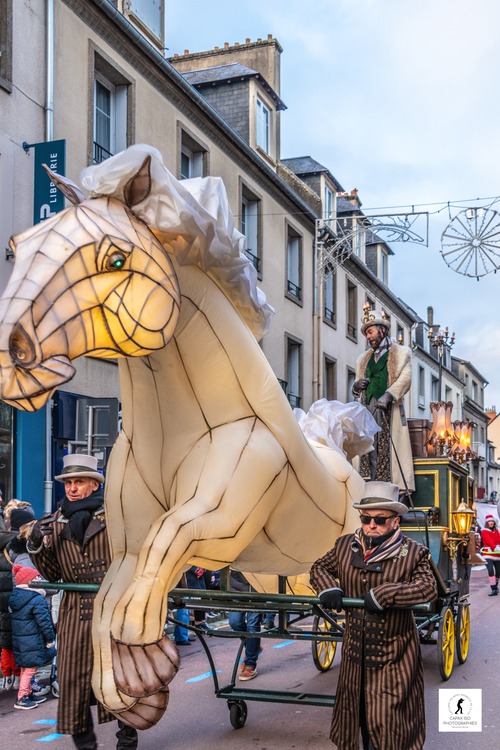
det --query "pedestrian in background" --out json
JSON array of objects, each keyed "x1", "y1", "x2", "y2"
[
  {"x1": 229, "y1": 570, "x2": 262, "y2": 681},
  {"x1": 27, "y1": 453, "x2": 139, "y2": 750},
  {"x1": 0, "y1": 502, "x2": 37, "y2": 692},
  {"x1": 9, "y1": 564, "x2": 56, "y2": 710},
  {"x1": 310, "y1": 481, "x2": 437, "y2": 750},
  {"x1": 480, "y1": 514, "x2": 500, "y2": 596}
]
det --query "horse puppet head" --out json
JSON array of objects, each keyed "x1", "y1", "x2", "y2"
[{"x1": 0, "y1": 154, "x2": 181, "y2": 411}]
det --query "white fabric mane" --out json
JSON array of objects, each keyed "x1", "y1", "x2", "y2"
[{"x1": 80, "y1": 144, "x2": 274, "y2": 340}]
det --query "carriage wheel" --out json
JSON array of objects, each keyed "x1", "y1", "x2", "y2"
[
  {"x1": 311, "y1": 615, "x2": 337, "y2": 672},
  {"x1": 229, "y1": 700, "x2": 248, "y2": 729},
  {"x1": 455, "y1": 603, "x2": 471, "y2": 664},
  {"x1": 437, "y1": 606, "x2": 455, "y2": 680}
]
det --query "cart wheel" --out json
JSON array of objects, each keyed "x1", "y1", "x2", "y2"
[
  {"x1": 312, "y1": 615, "x2": 337, "y2": 672},
  {"x1": 437, "y1": 606, "x2": 455, "y2": 680},
  {"x1": 455, "y1": 603, "x2": 470, "y2": 664},
  {"x1": 229, "y1": 700, "x2": 248, "y2": 729}
]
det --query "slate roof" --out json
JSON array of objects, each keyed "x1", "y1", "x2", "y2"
[
  {"x1": 281, "y1": 156, "x2": 344, "y2": 192},
  {"x1": 181, "y1": 63, "x2": 286, "y2": 110}
]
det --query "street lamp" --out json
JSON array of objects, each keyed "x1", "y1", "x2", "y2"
[{"x1": 428, "y1": 326, "x2": 455, "y2": 401}]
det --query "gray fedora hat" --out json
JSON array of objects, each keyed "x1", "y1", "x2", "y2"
[
  {"x1": 55, "y1": 453, "x2": 105, "y2": 484},
  {"x1": 352, "y1": 481, "x2": 408, "y2": 516}
]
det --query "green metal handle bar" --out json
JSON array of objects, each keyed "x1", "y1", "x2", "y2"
[{"x1": 31, "y1": 581, "x2": 432, "y2": 612}]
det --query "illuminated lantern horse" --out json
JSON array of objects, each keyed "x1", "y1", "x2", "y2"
[{"x1": 0, "y1": 145, "x2": 365, "y2": 729}]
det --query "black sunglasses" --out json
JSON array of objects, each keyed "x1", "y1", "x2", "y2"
[{"x1": 359, "y1": 514, "x2": 396, "y2": 526}]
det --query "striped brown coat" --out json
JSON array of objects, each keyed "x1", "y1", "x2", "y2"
[
  {"x1": 29, "y1": 504, "x2": 113, "y2": 735},
  {"x1": 310, "y1": 533, "x2": 437, "y2": 750}
]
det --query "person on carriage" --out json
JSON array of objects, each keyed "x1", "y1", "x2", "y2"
[
  {"x1": 26, "y1": 454, "x2": 139, "y2": 750},
  {"x1": 352, "y1": 308, "x2": 414, "y2": 496},
  {"x1": 480, "y1": 514, "x2": 500, "y2": 596},
  {"x1": 310, "y1": 481, "x2": 437, "y2": 750}
]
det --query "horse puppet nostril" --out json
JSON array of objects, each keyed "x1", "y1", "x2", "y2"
[{"x1": 9, "y1": 324, "x2": 37, "y2": 367}]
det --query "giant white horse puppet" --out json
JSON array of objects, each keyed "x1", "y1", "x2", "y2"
[{"x1": 0, "y1": 145, "x2": 365, "y2": 729}]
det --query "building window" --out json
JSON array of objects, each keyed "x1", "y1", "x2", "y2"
[
  {"x1": 256, "y1": 96, "x2": 270, "y2": 153},
  {"x1": 286, "y1": 338, "x2": 302, "y2": 409},
  {"x1": 241, "y1": 185, "x2": 261, "y2": 275},
  {"x1": 324, "y1": 357, "x2": 337, "y2": 400},
  {"x1": 418, "y1": 366, "x2": 425, "y2": 408},
  {"x1": 92, "y1": 53, "x2": 131, "y2": 165},
  {"x1": 0, "y1": 402, "x2": 13, "y2": 501},
  {"x1": 324, "y1": 268, "x2": 336, "y2": 325},
  {"x1": 431, "y1": 376, "x2": 439, "y2": 401},
  {"x1": 179, "y1": 129, "x2": 206, "y2": 179},
  {"x1": 0, "y1": 0, "x2": 12, "y2": 92},
  {"x1": 324, "y1": 186, "x2": 334, "y2": 220},
  {"x1": 352, "y1": 220, "x2": 365, "y2": 259},
  {"x1": 472, "y1": 380, "x2": 478, "y2": 403},
  {"x1": 128, "y1": 0, "x2": 164, "y2": 42},
  {"x1": 346, "y1": 280, "x2": 357, "y2": 340},
  {"x1": 286, "y1": 226, "x2": 302, "y2": 302},
  {"x1": 379, "y1": 249, "x2": 388, "y2": 284},
  {"x1": 346, "y1": 368, "x2": 356, "y2": 402}
]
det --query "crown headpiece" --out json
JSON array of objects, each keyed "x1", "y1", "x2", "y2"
[{"x1": 361, "y1": 303, "x2": 390, "y2": 334}]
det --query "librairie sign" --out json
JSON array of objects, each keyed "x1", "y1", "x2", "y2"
[{"x1": 31, "y1": 139, "x2": 66, "y2": 225}]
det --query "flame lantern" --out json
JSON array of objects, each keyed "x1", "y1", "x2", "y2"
[
  {"x1": 449, "y1": 420, "x2": 477, "y2": 464},
  {"x1": 427, "y1": 401, "x2": 456, "y2": 456},
  {"x1": 451, "y1": 500, "x2": 475, "y2": 536}
]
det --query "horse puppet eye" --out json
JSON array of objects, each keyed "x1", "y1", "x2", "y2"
[
  {"x1": 97, "y1": 236, "x2": 133, "y2": 273},
  {"x1": 108, "y1": 251, "x2": 127, "y2": 270}
]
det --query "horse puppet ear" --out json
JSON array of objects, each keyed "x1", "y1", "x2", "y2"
[
  {"x1": 42, "y1": 164, "x2": 85, "y2": 206},
  {"x1": 123, "y1": 155, "x2": 152, "y2": 208}
]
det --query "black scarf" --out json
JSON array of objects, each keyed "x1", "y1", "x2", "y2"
[{"x1": 61, "y1": 490, "x2": 104, "y2": 546}]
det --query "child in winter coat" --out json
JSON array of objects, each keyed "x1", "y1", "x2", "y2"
[{"x1": 9, "y1": 564, "x2": 56, "y2": 710}]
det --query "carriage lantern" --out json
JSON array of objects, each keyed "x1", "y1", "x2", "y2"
[
  {"x1": 443, "y1": 500, "x2": 475, "y2": 581},
  {"x1": 427, "y1": 401, "x2": 456, "y2": 456}
]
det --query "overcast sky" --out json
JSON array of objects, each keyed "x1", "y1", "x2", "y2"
[{"x1": 166, "y1": 0, "x2": 500, "y2": 408}]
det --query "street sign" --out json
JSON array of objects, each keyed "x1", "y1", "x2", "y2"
[{"x1": 31, "y1": 139, "x2": 66, "y2": 224}]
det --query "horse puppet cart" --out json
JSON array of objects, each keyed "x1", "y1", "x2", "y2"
[{"x1": 166, "y1": 449, "x2": 475, "y2": 728}]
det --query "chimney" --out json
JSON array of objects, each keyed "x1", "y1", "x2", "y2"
[
  {"x1": 224, "y1": 42, "x2": 229, "y2": 49},
  {"x1": 183, "y1": 50, "x2": 189, "y2": 55},
  {"x1": 427, "y1": 306, "x2": 434, "y2": 328}
]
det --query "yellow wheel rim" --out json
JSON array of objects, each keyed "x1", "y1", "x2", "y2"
[
  {"x1": 312, "y1": 617, "x2": 337, "y2": 671},
  {"x1": 456, "y1": 605, "x2": 470, "y2": 663},
  {"x1": 438, "y1": 608, "x2": 455, "y2": 679}
]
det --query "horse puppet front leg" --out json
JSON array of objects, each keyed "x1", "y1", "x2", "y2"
[{"x1": 93, "y1": 417, "x2": 288, "y2": 727}]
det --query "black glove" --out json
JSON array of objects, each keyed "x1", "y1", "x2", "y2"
[
  {"x1": 352, "y1": 378, "x2": 369, "y2": 397},
  {"x1": 375, "y1": 391, "x2": 393, "y2": 411},
  {"x1": 29, "y1": 516, "x2": 53, "y2": 548},
  {"x1": 362, "y1": 590, "x2": 384, "y2": 614},
  {"x1": 319, "y1": 587, "x2": 344, "y2": 613}
]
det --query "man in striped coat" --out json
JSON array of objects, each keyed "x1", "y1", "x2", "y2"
[
  {"x1": 27, "y1": 454, "x2": 138, "y2": 750},
  {"x1": 310, "y1": 481, "x2": 437, "y2": 750}
]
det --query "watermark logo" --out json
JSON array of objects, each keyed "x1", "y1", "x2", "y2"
[{"x1": 439, "y1": 689, "x2": 482, "y2": 732}]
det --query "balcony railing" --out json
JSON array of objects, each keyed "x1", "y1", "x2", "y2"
[
  {"x1": 324, "y1": 306, "x2": 335, "y2": 324},
  {"x1": 93, "y1": 142, "x2": 113, "y2": 165},
  {"x1": 288, "y1": 393, "x2": 301, "y2": 409},
  {"x1": 287, "y1": 280, "x2": 302, "y2": 300},
  {"x1": 277, "y1": 379, "x2": 288, "y2": 393},
  {"x1": 245, "y1": 249, "x2": 260, "y2": 273},
  {"x1": 347, "y1": 323, "x2": 357, "y2": 338}
]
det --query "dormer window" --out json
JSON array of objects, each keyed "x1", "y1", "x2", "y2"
[
  {"x1": 379, "y1": 249, "x2": 388, "y2": 284},
  {"x1": 256, "y1": 97, "x2": 271, "y2": 153}
]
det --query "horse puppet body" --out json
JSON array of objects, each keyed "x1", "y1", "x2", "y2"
[{"x1": 0, "y1": 146, "x2": 365, "y2": 729}]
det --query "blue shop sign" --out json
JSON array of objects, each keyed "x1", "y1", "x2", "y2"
[{"x1": 32, "y1": 139, "x2": 66, "y2": 224}]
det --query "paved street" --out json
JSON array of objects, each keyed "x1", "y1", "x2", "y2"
[{"x1": 0, "y1": 566, "x2": 497, "y2": 749}]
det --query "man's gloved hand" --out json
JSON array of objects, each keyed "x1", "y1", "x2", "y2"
[
  {"x1": 362, "y1": 590, "x2": 384, "y2": 614},
  {"x1": 375, "y1": 391, "x2": 393, "y2": 411},
  {"x1": 319, "y1": 587, "x2": 344, "y2": 613},
  {"x1": 29, "y1": 517, "x2": 53, "y2": 548},
  {"x1": 352, "y1": 378, "x2": 369, "y2": 397}
]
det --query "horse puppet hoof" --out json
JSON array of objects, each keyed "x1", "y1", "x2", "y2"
[
  {"x1": 111, "y1": 632, "x2": 180, "y2": 698},
  {"x1": 111, "y1": 688, "x2": 171, "y2": 730}
]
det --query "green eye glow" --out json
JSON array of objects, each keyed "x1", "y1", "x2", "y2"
[{"x1": 108, "y1": 252, "x2": 126, "y2": 270}]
